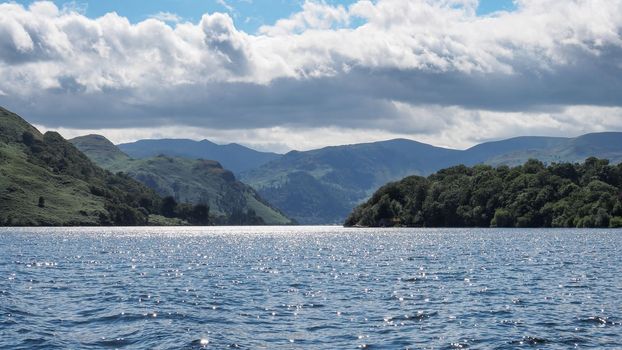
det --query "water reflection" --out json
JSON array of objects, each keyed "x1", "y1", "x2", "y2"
[{"x1": 0, "y1": 226, "x2": 620, "y2": 349}]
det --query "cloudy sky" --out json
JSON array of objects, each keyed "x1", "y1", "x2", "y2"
[{"x1": 1, "y1": 0, "x2": 621, "y2": 152}]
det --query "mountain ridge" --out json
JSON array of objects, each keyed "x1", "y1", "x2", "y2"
[
  {"x1": 71, "y1": 134, "x2": 292, "y2": 225},
  {"x1": 117, "y1": 138, "x2": 281, "y2": 175},
  {"x1": 240, "y1": 132, "x2": 622, "y2": 224},
  {"x1": 27, "y1": 119, "x2": 622, "y2": 226}
]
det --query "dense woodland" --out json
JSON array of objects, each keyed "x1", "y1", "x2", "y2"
[{"x1": 345, "y1": 158, "x2": 622, "y2": 228}]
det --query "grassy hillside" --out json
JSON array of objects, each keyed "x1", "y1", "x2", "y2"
[
  {"x1": 71, "y1": 135, "x2": 292, "y2": 225},
  {"x1": 70, "y1": 134, "x2": 130, "y2": 166},
  {"x1": 460, "y1": 136, "x2": 569, "y2": 165},
  {"x1": 241, "y1": 139, "x2": 461, "y2": 224},
  {"x1": 117, "y1": 138, "x2": 281, "y2": 175},
  {"x1": 346, "y1": 158, "x2": 622, "y2": 228},
  {"x1": 0, "y1": 107, "x2": 186, "y2": 226}
]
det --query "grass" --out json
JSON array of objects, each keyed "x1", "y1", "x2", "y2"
[
  {"x1": 0, "y1": 143, "x2": 105, "y2": 225},
  {"x1": 1, "y1": 107, "x2": 174, "y2": 226},
  {"x1": 147, "y1": 215, "x2": 189, "y2": 226}
]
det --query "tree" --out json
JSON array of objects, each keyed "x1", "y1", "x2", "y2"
[
  {"x1": 22, "y1": 131, "x2": 35, "y2": 146},
  {"x1": 345, "y1": 158, "x2": 622, "y2": 228},
  {"x1": 610, "y1": 217, "x2": 622, "y2": 228},
  {"x1": 190, "y1": 204, "x2": 210, "y2": 225},
  {"x1": 161, "y1": 196, "x2": 177, "y2": 218},
  {"x1": 491, "y1": 209, "x2": 513, "y2": 227}
]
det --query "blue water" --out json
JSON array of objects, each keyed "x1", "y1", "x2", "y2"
[{"x1": 1, "y1": 227, "x2": 621, "y2": 349}]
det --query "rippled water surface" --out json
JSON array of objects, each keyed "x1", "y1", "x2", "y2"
[{"x1": 1, "y1": 227, "x2": 621, "y2": 349}]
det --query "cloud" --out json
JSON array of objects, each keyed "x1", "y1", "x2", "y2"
[
  {"x1": 259, "y1": 1, "x2": 350, "y2": 36},
  {"x1": 1, "y1": 0, "x2": 622, "y2": 150},
  {"x1": 216, "y1": 0, "x2": 235, "y2": 13},
  {"x1": 38, "y1": 104, "x2": 622, "y2": 153},
  {"x1": 61, "y1": 1, "x2": 87, "y2": 15},
  {"x1": 149, "y1": 11, "x2": 183, "y2": 24}
]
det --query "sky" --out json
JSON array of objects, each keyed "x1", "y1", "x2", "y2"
[
  {"x1": 7, "y1": 0, "x2": 517, "y2": 32},
  {"x1": 1, "y1": 0, "x2": 621, "y2": 152}
]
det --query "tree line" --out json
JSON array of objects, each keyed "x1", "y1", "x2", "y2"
[{"x1": 345, "y1": 158, "x2": 622, "y2": 228}]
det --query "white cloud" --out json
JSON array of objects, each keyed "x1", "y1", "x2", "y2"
[
  {"x1": 216, "y1": 0, "x2": 235, "y2": 13},
  {"x1": 61, "y1": 1, "x2": 87, "y2": 15},
  {"x1": 1, "y1": 0, "x2": 622, "y2": 151},
  {"x1": 259, "y1": 1, "x2": 350, "y2": 36},
  {"x1": 149, "y1": 11, "x2": 183, "y2": 24},
  {"x1": 36, "y1": 104, "x2": 622, "y2": 153}
]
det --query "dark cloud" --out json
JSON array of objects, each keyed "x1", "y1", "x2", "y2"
[
  {"x1": 1, "y1": 0, "x2": 622, "y2": 147},
  {"x1": 3, "y1": 45, "x2": 622, "y2": 133}
]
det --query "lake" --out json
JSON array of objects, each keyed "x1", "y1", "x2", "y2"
[{"x1": 1, "y1": 227, "x2": 621, "y2": 349}]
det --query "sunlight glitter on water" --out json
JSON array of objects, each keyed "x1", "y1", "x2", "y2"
[{"x1": 1, "y1": 226, "x2": 621, "y2": 349}]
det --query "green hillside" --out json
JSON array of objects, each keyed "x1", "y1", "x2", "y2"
[
  {"x1": 117, "y1": 138, "x2": 281, "y2": 174},
  {"x1": 70, "y1": 134, "x2": 130, "y2": 166},
  {"x1": 0, "y1": 107, "x2": 189, "y2": 226},
  {"x1": 484, "y1": 133, "x2": 622, "y2": 166},
  {"x1": 345, "y1": 159, "x2": 622, "y2": 228},
  {"x1": 70, "y1": 135, "x2": 292, "y2": 225},
  {"x1": 242, "y1": 133, "x2": 622, "y2": 224},
  {"x1": 241, "y1": 139, "x2": 460, "y2": 224}
]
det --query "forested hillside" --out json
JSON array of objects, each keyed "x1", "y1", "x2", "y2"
[
  {"x1": 243, "y1": 134, "x2": 622, "y2": 224},
  {"x1": 346, "y1": 158, "x2": 622, "y2": 228}
]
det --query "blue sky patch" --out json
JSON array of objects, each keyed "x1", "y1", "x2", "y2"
[
  {"x1": 477, "y1": 0, "x2": 517, "y2": 15},
  {"x1": 11, "y1": 0, "x2": 517, "y2": 33}
]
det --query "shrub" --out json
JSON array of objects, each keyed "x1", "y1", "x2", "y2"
[
  {"x1": 161, "y1": 196, "x2": 177, "y2": 218},
  {"x1": 491, "y1": 209, "x2": 513, "y2": 228},
  {"x1": 609, "y1": 217, "x2": 622, "y2": 228}
]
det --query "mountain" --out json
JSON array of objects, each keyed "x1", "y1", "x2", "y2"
[
  {"x1": 241, "y1": 133, "x2": 622, "y2": 224},
  {"x1": 459, "y1": 136, "x2": 569, "y2": 165},
  {"x1": 117, "y1": 138, "x2": 280, "y2": 174},
  {"x1": 479, "y1": 133, "x2": 622, "y2": 166},
  {"x1": 0, "y1": 107, "x2": 187, "y2": 226},
  {"x1": 70, "y1": 134, "x2": 130, "y2": 166},
  {"x1": 241, "y1": 139, "x2": 462, "y2": 224},
  {"x1": 345, "y1": 159, "x2": 622, "y2": 228},
  {"x1": 71, "y1": 135, "x2": 292, "y2": 225}
]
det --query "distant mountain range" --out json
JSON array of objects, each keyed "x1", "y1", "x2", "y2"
[
  {"x1": 475, "y1": 133, "x2": 622, "y2": 166},
  {"x1": 71, "y1": 135, "x2": 292, "y2": 225},
  {"x1": 106, "y1": 132, "x2": 622, "y2": 225},
  {"x1": 118, "y1": 139, "x2": 281, "y2": 174},
  {"x1": 240, "y1": 139, "x2": 461, "y2": 224},
  {"x1": 5, "y1": 101, "x2": 621, "y2": 226},
  {"x1": 240, "y1": 133, "x2": 622, "y2": 224}
]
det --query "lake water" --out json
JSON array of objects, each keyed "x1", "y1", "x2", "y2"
[{"x1": 1, "y1": 227, "x2": 621, "y2": 349}]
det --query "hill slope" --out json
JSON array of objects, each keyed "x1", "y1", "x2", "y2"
[
  {"x1": 71, "y1": 135, "x2": 292, "y2": 225},
  {"x1": 0, "y1": 107, "x2": 182, "y2": 226},
  {"x1": 481, "y1": 133, "x2": 622, "y2": 166},
  {"x1": 345, "y1": 159, "x2": 622, "y2": 228},
  {"x1": 241, "y1": 139, "x2": 461, "y2": 224},
  {"x1": 117, "y1": 138, "x2": 280, "y2": 175},
  {"x1": 242, "y1": 133, "x2": 622, "y2": 224}
]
